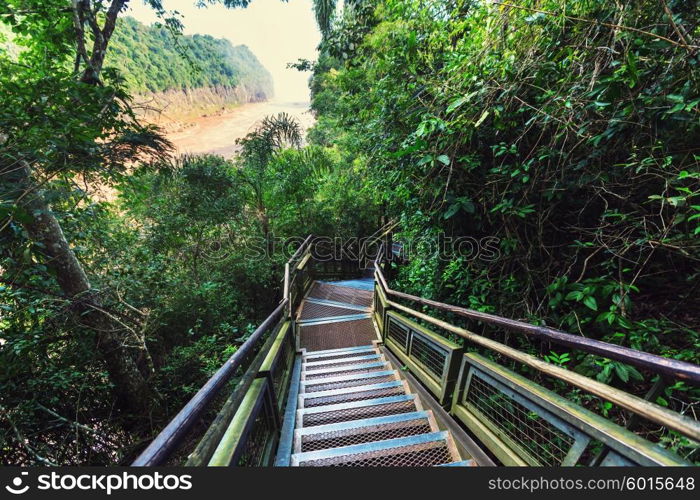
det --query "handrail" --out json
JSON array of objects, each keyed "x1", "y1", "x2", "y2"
[
  {"x1": 288, "y1": 234, "x2": 315, "y2": 263},
  {"x1": 133, "y1": 234, "x2": 316, "y2": 466},
  {"x1": 383, "y1": 295, "x2": 700, "y2": 441},
  {"x1": 283, "y1": 234, "x2": 314, "y2": 302},
  {"x1": 374, "y1": 257, "x2": 700, "y2": 385},
  {"x1": 132, "y1": 298, "x2": 288, "y2": 466}
]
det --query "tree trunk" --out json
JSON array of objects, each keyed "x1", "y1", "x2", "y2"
[
  {"x1": 17, "y1": 164, "x2": 155, "y2": 414},
  {"x1": 74, "y1": 0, "x2": 127, "y2": 84}
]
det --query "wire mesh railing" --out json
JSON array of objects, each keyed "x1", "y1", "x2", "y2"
[{"x1": 374, "y1": 244, "x2": 700, "y2": 466}]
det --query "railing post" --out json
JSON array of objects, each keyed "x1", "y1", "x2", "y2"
[
  {"x1": 384, "y1": 232, "x2": 393, "y2": 281},
  {"x1": 283, "y1": 263, "x2": 291, "y2": 318}
]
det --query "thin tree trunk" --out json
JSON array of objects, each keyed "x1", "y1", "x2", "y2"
[
  {"x1": 76, "y1": 0, "x2": 127, "y2": 84},
  {"x1": 17, "y1": 163, "x2": 155, "y2": 414}
]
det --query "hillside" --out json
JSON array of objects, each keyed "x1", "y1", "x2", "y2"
[
  {"x1": 108, "y1": 17, "x2": 274, "y2": 121},
  {"x1": 2, "y1": 0, "x2": 698, "y2": 467}
]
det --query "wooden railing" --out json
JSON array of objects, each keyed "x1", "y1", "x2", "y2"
[{"x1": 374, "y1": 246, "x2": 700, "y2": 466}]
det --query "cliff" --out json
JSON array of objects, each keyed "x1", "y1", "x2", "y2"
[{"x1": 108, "y1": 17, "x2": 274, "y2": 123}]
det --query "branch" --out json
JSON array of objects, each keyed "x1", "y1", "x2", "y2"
[
  {"x1": 70, "y1": 0, "x2": 92, "y2": 74},
  {"x1": 492, "y1": 1, "x2": 699, "y2": 51},
  {"x1": 659, "y1": 0, "x2": 696, "y2": 54},
  {"x1": 36, "y1": 404, "x2": 109, "y2": 441},
  {"x1": 0, "y1": 405, "x2": 58, "y2": 466}
]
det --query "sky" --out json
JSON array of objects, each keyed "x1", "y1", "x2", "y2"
[{"x1": 127, "y1": 0, "x2": 321, "y2": 103}]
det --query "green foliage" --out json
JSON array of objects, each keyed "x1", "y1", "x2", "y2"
[
  {"x1": 308, "y1": 0, "x2": 700, "y2": 458},
  {"x1": 543, "y1": 351, "x2": 571, "y2": 367},
  {"x1": 0, "y1": 0, "x2": 276, "y2": 465},
  {"x1": 313, "y1": 0, "x2": 337, "y2": 37},
  {"x1": 108, "y1": 17, "x2": 273, "y2": 95}
]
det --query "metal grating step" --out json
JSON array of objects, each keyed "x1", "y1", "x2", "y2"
[
  {"x1": 299, "y1": 318, "x2": 378, "y2": 352},
  {"x1": 304, "y1": 353, "x2": 382, "y2": 370},
  {"x1": 301, "y1": 372, "x2": 398, "y2": 393},
  {"x1": 300, "y1": 380, "x2": 404, "y2": 401},
  {"x1": 303, "y1": 297, "x2": 369, "y2": 312},
  {"x1": 300, "y1": 301, "x2": 370, "y2": 321},
  {"x1": 303, "y1": 347, "x2": 378, "y2": 364},
  {"x1": 300, "y1": 381, "x2": 407, "y2": 408},
  {"x1": 303, "y1": 345, "x2": 377, "y2": 358},
  {"x1": 320, "y1": 279, "x2": 375, "y2": 291},
  {"x1": 302, "y1": 361, "x2": 389, "y2": 380},
  {"x1": 297, "y1": 411, "x2": 431, "y2": 436},
  {"x1": 299, "y1": 414, "x2": 434, "y2": 452},
  {"x1": 292, "y1": 432, "x2": 454, "y2": 466},
  {"x1": 299, "y1": 395, "x2": 419, "y2": 427},
  {"x1": 301, "y1": 423, "x2": 434, "y2": 453},
  {"x1": 307, "y1": 282, "x2": 373, "y2": 308},
  {"x1": 299, "y1": 313, "x2": 372, "y2": 326}
]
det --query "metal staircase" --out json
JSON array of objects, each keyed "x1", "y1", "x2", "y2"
[
  {"x1": 290, "y1": 344, "x2": 470, "y2": 466},
  {"x1": 284, "y1": 279, "x2": 470, "y2": 466},
  {"x1": 132, "y1": 235, "x2": 700, "y2": 468}
]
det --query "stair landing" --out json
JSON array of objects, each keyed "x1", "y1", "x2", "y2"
[{"x1": 297, "y1": 280, "x2": 379, "y2": 352}]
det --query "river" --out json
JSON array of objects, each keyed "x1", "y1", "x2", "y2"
[{"x1": 163, "y1": 100, "x2": 316, "y2": 158}]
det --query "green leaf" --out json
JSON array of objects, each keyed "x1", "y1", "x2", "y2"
[
  {"x1": 474, "y1": 110, "x2": 490, "y2": 128},
  {"x1": 446, "y1": 97, "x2": 465, "y2": 114},
  {"x1": 443, "y1": 203, "x2": 460, "y2": 219},
  {"x1": 614, "y1": 363, "x2": 629, "y2": 382},
  {"x1": 627, "y1": 366, "x2": 644, "y2": 382},
  {"x1": 625, "y1": 51, "x2": 638, "y2": 87},
  {"x1": 583, "y1": 296, "x2": 598, "y2": 311},
  {"x1": 446, "y1": 91, "x2": 478, "y2": 114},
  {"x1": 436, "y1": 154, "x2": 450, "y2": 165}
]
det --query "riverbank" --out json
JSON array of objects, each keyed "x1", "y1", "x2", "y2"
[{"x1": 160, "y1": 100, "x2": 315, "y2": 158}]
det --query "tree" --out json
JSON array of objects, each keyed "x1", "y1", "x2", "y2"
[
  {"x1": 0, "y1": 0, "x2": 283, "y2": 414},
  {"x1": 236, "y1": 113, "x2": 302, "y2": 248},
  {"x1": 313, "y1": 0, "x2": 336, "y2": 37}
]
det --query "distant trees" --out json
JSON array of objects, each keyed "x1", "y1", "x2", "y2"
[{"x1": 109, "y1": 17, "x2": 273, "y2": 96}]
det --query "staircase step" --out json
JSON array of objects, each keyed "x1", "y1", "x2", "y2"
[
  {"x1": 297, "y1": 411, "x2": 431, "y2": 436},
  {"x1": 300, "y1": 370, "x2": 399, "y2": 393},
  {"x1": 303, "y1": 345, "x2": 377, "y2": 360},
  {"x1": 298, "y1": 313, "x2": 371, "y2": 326},
  {"x1": 300, "y1": 380, "x2": 404, "y2": 400},
  {"x1": 299, "y1": 380, "x2": 406, "y2": 408},
  {"x1": 304, "y1": 353, "x2": 382, "y2": 369},
  {"x1": 298, "y1": 394, "x2": 419, "y2": 428},
  {"x1": 296, "y1": 410, "x2": 435, "y2": 453},
  {"x1": 291, "y1": 431, "x2": 454, "y2": 466},
  {"x1": 303, "y1": 297, "x2": 370, "y2": 312},
  {"x1": 302, "y1": 361, "x2": 389, "y2": 380}
]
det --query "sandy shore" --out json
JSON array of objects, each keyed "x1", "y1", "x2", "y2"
[{"x1": 163, "y1": 100, "x2": 316, "y2": 158}]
